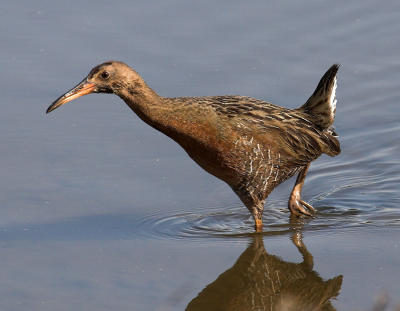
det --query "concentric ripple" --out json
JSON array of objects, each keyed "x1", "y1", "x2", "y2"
[
  {"x1": 132, "y1": 195, "x2": 400, "y2": 241},
  {"x1": 136, "y1": 206, "x2": 255, "y2": 240},
  {"x1": 134, "y1": 202, "x2": 295, "y2": 240}
]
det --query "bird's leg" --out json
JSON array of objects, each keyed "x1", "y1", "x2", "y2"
[
  {"x1": 254, "y1": 217, "x2": 263, "y2": 232},
  {"x1": 288, "y1": 163, "x2": 315, "y2": 216},
  {"x1": 234, "y1": 188, "x2": 264, "y2": 232},
  {"x1": 252, "y1": 205, "x2": 264, "y2": 232}
]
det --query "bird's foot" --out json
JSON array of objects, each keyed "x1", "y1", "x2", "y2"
[{"x1": 288, "y1": 195, "x2": 315, "y2": 217}]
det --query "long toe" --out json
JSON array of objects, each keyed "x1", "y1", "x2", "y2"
[
  {"x1": 289, "y1": 199, "x2": 315, "y2": 217},
  {"x1": 300, "y1": 200, "x2": 316, "y2": 213}
]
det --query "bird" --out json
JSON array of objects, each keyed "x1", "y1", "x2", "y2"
[{"x1": 47, "y1": 61, "x2": 340, "y2": 231}]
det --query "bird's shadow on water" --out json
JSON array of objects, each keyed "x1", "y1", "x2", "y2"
[{"x1": 181, "y1": 216, "x2": 343, "y2": 311}]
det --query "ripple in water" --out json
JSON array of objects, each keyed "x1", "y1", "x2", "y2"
[
  {"x1": 136, "y1": 205, "x2": 259, "y2": 240},
  {"x1": 132, "y1": 189, "x2": 400, "y2": 241}
]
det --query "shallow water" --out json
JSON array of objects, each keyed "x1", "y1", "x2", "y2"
[{"x1": 1, "y1": 0, "x2": 400, "y2": 310}]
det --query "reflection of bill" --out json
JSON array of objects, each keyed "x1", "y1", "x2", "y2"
[{"x1": 187, "y1": 228, "x2": 342, "y2": 311}]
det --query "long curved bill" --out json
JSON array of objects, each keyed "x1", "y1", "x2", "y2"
[{"x1": 46, "y1": 79, "x2": 96, "y2": 114}]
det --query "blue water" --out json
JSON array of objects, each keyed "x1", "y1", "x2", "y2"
[{"x1": 0, "y1": 0, "x2": 399, "y2": 310}]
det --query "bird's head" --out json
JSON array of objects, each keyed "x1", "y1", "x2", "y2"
[{"x1": 46, "y1": 61, "x2": 142, "y2": 113}]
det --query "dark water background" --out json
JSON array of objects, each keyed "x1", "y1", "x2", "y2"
[{"x1": 1, "y1": 0, "x2": 399, "y2": 310}]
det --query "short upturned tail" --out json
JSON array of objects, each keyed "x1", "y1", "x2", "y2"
[{"x1": 300, "y1": 64, "x2": 340, "y2": 130}]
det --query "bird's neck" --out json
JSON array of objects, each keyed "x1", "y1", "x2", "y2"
[{"x1": 118, "y1": 81, "x2": 178, "y2": 135}]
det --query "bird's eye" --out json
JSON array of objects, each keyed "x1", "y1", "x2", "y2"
[{"x1": 101, "y1": 71, "x2": 110, "y2": 79}]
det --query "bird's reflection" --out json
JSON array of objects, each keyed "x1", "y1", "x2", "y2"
[{"x1": 186, "y1": 217, "x2": 342, "y2": 311}]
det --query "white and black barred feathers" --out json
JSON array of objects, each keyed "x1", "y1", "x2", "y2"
[{"x1": 300, "y1": 64, "x2": 339, "y2": 130}]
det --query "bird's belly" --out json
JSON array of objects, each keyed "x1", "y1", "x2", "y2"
[
  {"x1": 166, "y1": 121, "x2": 300, "y2": 195},
  {"x1": 184, "y1": 143, "x2": 240, "y2": 186},
  {"x1": 166, "y1": 123, "x2": 242, "y2": 185},
  {"x1": 184, "y1": 136, "x2": 302, "y2": 198}
]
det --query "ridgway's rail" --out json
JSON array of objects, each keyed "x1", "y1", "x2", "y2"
[{"x1": 47, "y1": 62, "x2": 340, "y2": 231}]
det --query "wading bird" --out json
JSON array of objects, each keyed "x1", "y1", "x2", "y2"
[{"x1": 47, "y1": 62, "x2": 340, "y2": 231}]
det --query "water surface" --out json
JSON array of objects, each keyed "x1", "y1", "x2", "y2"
[{"x1": 0, "y1": 0, "x2": 399, "y2": 310}]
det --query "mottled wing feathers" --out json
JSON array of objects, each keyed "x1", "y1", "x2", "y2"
[
  {"x1": 246, "y1": 110, "x2": 340, "y2": 165},
  {"x1": 178, "y1": 95, "x2": 340, "y2": 164}
]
